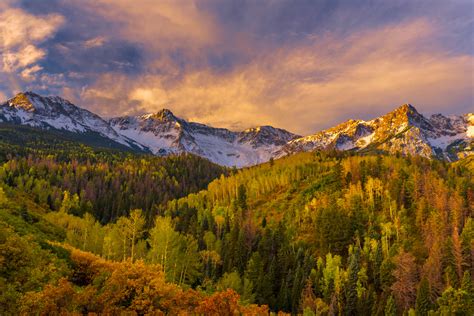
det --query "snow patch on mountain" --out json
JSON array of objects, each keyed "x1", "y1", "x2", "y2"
[{"x1": 466, "y1": 114, "x2": 474, "y2": 138}]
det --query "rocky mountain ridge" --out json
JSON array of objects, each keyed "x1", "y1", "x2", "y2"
[
  {"x1": 108, "y1": 109, "x2": 300, "y2": 167},
  {"x1": 1, "y1": 92, "x2": 472, "y2": 166},
  {"x1": 278, "y1": 104, "x2": 472, "y2": 161},
  {"x1": 0, "y1": 92, "x2": 146, "y2": 151}
]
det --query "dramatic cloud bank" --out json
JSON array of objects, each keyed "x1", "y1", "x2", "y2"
[{"x1": 1, "y1": 0, "x2": 473, "y2": 134}]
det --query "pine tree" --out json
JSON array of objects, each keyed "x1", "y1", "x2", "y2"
[
  {"x1": 444, "y1": 266, "x2": 458, "y2": 289},
  {"x1": 237, "y1": 184, "x2": 247, "y2": 211},
  {"x1": 345, "y1": 247, "x2": 360, "y2": 315},
  {"x1": 245, "y1": 252, "x2": 265, "y2": 303},
  {"x1": 415, "y1": 277, "x2": 432, "y2": 316},
  {"x1": 374, "y1": 240, "x2": 383, "y2": 291},
  {"x1": 391, "y1": 250, "x2": 417, "y2": 312},
  {"x1": 461, "y1": 271, "x2": 473, "y2": 301}
]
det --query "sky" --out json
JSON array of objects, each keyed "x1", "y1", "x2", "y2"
[{"x1": 0, "y1": 0, "x2": 473, "y2": 135}]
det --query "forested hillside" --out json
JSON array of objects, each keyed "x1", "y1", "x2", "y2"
[
  {"x1": 1, "y1": 145, "x2": 472, "y2": 314},
  {"x1": 0, "y1": 154, "x2": 227, "y2": 223},
  {"x1": 0, "y1": 127, "x2": 227, "y2": 223},
  {"x1": 0, "y1": 140, "x2": 273, "y2": 314},
  {"x1": 161, "y1": 152, "x2": 474, "y2": 314}
]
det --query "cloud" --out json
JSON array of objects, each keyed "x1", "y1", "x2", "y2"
[
  {"x1": 80, "y1": 0, "x2": 217, "y2": 51},
  {"x1": 3, "y1": 45, "x2": 45, "y2": 72},
  {"x1": 0, "y1": 8, "x2": 63, "y2": 50},
  {"x1": 0, "y1": 0, "x2": 472, "y2": 135},
  {"x1": 83, "y1": 36, "x2": 106, "y2": 49},
  {"x1": 78, "y1": 19, "x2": 473, "y2": 134},
  {"x1": 0, "y1": 5, "x2": 64, "y2": 87},
  {"x1": 20, "y1": 65, "x2": 43, "y2": 81}
]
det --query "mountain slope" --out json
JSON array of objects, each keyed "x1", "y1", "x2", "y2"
[
  {"x1": 109, "y1": 110, "x2": 300, "y2": 167},
  {"x1": 278, "y1": 104, "x2": 473, "y2": 161},
  {"x1": 0, "y1": 92, "x2": 147, "y2": 152}
]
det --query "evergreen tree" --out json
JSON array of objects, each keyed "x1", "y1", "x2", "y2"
[
  {"x1": 415, "y1": 277, "x2": 432, "y2": 316},
  {"x1": 461, "y1": 271, "x2": 473, "y2": 301},
  {"x1": 345, "y1": 247, "x2": 360, "y2": 315},
  {"x1": 374, "y1": 240, "x2": 383, "y2": 291},
  {"x1": 237, "y1": 184, "x2": 248, "y2": 211},
  {"x1": 391, "y1": 250, "x2": 417, "y2": 312},
  {"x1": 245, "y1": 252, "x2": 265, "y2": 303}
]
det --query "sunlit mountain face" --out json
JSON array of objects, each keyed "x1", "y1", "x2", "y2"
[{"x1": 1, "y1": 0, "x2": 472, "y2": 136}]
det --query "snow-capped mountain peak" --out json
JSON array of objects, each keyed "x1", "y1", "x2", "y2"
[
  {"x1": 7, "y1": 92, "x2": 38, "y2": 112},
  {"x1": 109, "y1": 111, "x2": 300, "y2": 167},
  {"x1": 8, "y1": 91, "x2": 76, "y2": 114},
  {"x1": 278, "y1": 104, "x2": 472, "y2": 161},
  {"x1": 0, "y1": 92, "x2": 144, "y2": 150},
  {"x1": 394, "y1": 103, "x2": 418, "y2": 115}
]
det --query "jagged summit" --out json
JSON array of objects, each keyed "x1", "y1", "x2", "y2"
[
  {"x1": 242, "y1": 125, "x2": 299, "y2": 137},
  {"x1": 7, "y1": 92, "x2": 96, "y2": 120},
  {"x1": 379, "y1": 103, "x2": 423, "y2": 123},
  {"x1": 8, "y1": 91, "x2": 68, "y2": 113},
  {"x1": 397, "y1": 103, "x2": 417, "y2": 112},
  {"x1": 141, "y1": 108, "x2": 179, "y2": 122},
  {"x1": 239, "y1": 125, "x2": 300, "y2": 147},
  {"x1": 10, "y1": 91, "x2": 71, "y2": 104},
  {"x1": 6, "y1": 91, "x2": 82, "y2": 119},
  {"x1": 8, "y1": 92, "x2": 36, "y2": 111}
]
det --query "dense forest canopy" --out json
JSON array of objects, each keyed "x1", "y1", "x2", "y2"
[
  {"x1": 0, "y1": 128, "x2": 227, "y2": 223},
  {"x1": 0, "y1": 138, "x2": 473, "y2": 314}
]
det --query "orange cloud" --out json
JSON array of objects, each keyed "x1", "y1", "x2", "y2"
[
  {"x1": 0, "y1": 5, "x2": 64, "y2": 88},
  {"x1": 77, "y1": 19, "x2": 473, "y2": 134},
  {"x1": 81, "y1": 0, "x2": 218, "y2": 51},
  {"x1": 0, "y1": 8, "x2": 64, "y2": 50}
]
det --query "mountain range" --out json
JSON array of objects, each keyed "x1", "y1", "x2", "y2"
[{"x1": 1, "y1": 91, "x2": 472, "y2": 166}]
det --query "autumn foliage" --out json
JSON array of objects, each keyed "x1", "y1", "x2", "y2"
[{"x1": 19, "y1": 245, "x2": 266, "y2": 315}]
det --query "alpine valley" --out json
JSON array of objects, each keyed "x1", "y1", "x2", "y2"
[{"x1": 1, "y1": 92, "x2": 472, "y2": 166}]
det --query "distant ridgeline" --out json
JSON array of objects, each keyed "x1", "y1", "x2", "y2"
[{"x1": 1, "y1": 92, "x2": 472, "y2": 167}]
